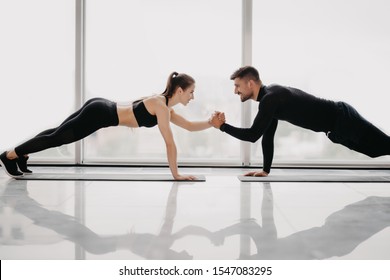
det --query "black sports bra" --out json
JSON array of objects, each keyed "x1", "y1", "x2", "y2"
[{"x1": 132, "y1": 96, "x2": 168, "y2": 127}]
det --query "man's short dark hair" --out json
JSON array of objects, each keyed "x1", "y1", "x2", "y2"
[{"x1": 230, "y1": 66, "x2": 261, "y2": 84}]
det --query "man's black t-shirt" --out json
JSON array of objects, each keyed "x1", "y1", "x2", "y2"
[{"x1": 220, "y1": 84, "x2": 339, "y2": 173}]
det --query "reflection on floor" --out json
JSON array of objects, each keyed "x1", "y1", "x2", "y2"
[{"x1": 1, "y1": 167, "x2": 390, "y2": 260}]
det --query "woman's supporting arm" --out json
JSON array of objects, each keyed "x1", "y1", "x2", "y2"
[{"x1": 155, "y1": 104, "x2": 195, "y2": 180}]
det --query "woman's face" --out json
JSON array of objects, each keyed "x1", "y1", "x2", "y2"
[{"x1": 180, "y1": 84, "x2": 195, "y2": 106}]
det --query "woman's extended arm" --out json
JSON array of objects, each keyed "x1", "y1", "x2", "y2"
[{"x1": 170, "y1": 109, "x2": 212, "y2": 131}]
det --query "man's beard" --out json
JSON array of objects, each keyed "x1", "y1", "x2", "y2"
[{"x1": 240, "y1": 93, "x2": 251, "y2": 102}]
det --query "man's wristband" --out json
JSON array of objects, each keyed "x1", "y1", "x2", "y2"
[{"x1": 220, "y1": 123, "x2": 226, "y2": 132}]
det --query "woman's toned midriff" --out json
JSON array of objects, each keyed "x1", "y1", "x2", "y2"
[{"x1": 116, "y1": 104, "x2": 139, "y2": 127}]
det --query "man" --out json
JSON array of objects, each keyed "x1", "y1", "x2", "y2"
[{"x1": 210, "y1": 66, "x2": 390, "y2": 176}]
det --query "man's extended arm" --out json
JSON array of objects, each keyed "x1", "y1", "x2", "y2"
[
  {"x1": 210, "y1": 99, "x2": 278, "y2": 174},
  {"x1": 219, "y1": 99, "x2": 276, "y2": 143}
]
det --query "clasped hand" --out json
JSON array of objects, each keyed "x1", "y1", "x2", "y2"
[{"x1": 209, "y1": 111, "x2": 226, "y2": 129}]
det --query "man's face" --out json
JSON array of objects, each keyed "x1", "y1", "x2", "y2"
[{"x1": 233, "y1": 77, "x2": 253, "y2": 102}]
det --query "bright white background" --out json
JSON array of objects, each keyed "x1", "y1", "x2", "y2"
[
  {"x1": 2, "y1": 260, "x2": 390, "y2": 280},
  {"x1": 0, "y1": 0, "x2": 389, "y2": 166},
  {"x1": 0, "y1": 0, "x2": 75, "y2": 161},
  {"x1": 84, "y1": 0, "x2": 241, "y2": 164},
  {"x1": 252, "y1": 0, "x2": 390, "y2": 165}
]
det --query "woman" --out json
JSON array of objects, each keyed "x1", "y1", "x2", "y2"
[{"x1": 0, "y1": 72, "x2": 212, "y2": 180}]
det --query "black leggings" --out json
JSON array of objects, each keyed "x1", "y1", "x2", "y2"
[
  {"x1": 15, "y1": 98, "x2": 119, "y2": 157},
  {"x1": 328, "y1": 102, "x2": 390, "y2": 158}
]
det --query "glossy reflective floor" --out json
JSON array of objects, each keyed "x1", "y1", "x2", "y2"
[{"x1": 1, "y1": 167, "x2": 390, "y2": 260}]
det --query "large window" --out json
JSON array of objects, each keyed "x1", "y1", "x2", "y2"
[
  {"x1": 252, "y1": 0, "x2": 390, "y2": 165},
  {"x1": 0, "y1": 0, "x2": 75, "y2": 162},
  {"x1": 1, "y1": 0, "x2": 389, "y2": 166},
  {"x1": 84, "y1": 0, "x2": 241, "y2": 164}
]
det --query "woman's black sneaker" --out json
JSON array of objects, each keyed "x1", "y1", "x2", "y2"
[
  {"x1": 0, "y1": 152, "x2": 23, "y2": 177},
  {"x1": 16, "y1": 155, "x2": 33, "y2": 174}
]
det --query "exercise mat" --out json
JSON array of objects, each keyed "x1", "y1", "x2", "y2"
[
  {"x1": 238, "y1": 169, "x2": 390, "y2": 182},
  {"x1": 15, "y1": 173, "x2": 206, "y2": 182}
]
